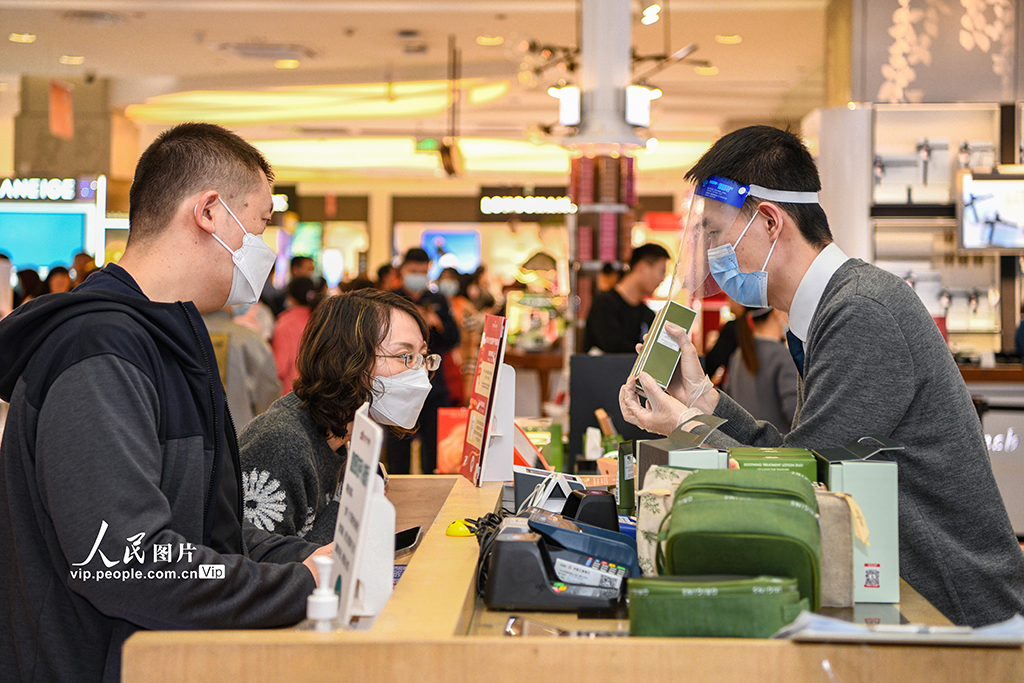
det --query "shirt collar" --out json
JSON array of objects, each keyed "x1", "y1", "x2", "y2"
[{"x1": 788, "y1": 242, "x2": 850, "y2": 342}]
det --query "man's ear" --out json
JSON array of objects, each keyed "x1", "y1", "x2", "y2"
[
  {"x1": 192, "y1": 191, "x2": 221, "y2": 235},
  {"x1": 758, "y1": 202, "x2": 786, "y2": 240}
]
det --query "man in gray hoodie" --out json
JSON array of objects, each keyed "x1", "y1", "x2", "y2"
[{"x1": 0, "y1": 123, "x2": 325, "y2": 683}]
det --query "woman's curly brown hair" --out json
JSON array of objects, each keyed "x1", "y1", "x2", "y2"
[{"x1": 293, "y1": 288, "x2": 428, "y2": 440}]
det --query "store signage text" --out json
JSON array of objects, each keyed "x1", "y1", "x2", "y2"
[
  {"x1": 986, "y1": 428, "x2": 1019, "y2": 453},
  {"x1": 479, "y1": 195, "x2": 577, "y2": 216},
  {"x1": 0, "y1": 177, "x2": 77, "y2": 201}
]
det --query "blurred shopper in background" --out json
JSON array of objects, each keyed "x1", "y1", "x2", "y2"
[
  {"x1": 437, "y1": 267, "x2": 485, "y2": 406},
  {"x1": 289, "y1": 255, "x2": 315, "y2": 281},
  {"x1": 583, "y1": 243, "x2": 669, "y2": 354},
  {"x1": 43, "y1": 266, "x2": 73, "y2": 294},
  {"x1": 376, "y1": 263, "x2": 401, "y2": 291},
  {"x1": 202, "y1": 305, "x2": 280, "y2": 428},
  {"x1": 703, "y1": 296, "x2": 747, "y2": 384},
  {"x1": 387, "y1": 248, "x2": 459, "y2": 473},
  {"x1": 70, "y1": 251, "x2": 96, "y2": 288},
  {"x1": 14, "y1": 269, "x2": 43, "y2": 307},
  {"x1": 239, "y1": 289, "x2": 430, "y2": 543},
  {"x1": 722, "y1": 307, "x2": 798, "y2": 432},
  {"x1": 597, "y1": 262, "x2": 622, "y2": 292},
  {"x1": 272, "y1": 276, "x2": 320, "y2": 396}
]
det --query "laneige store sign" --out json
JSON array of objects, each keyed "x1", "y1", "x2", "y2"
[{"x1": 0, "y1": 177, "x2": 77, "y2": 201}]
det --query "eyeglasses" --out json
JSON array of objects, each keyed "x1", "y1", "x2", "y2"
[{"x1": 378, "y1": 352, "x2": 442, "y2": 372}]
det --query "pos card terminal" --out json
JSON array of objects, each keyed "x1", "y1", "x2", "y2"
[{"x1": 480, "y1": 510, "x2": 641, "y2": 612}]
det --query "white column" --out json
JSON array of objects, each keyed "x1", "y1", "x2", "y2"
[{"x1": 817, "y1": 106, "x2": 874, "y2": 262}]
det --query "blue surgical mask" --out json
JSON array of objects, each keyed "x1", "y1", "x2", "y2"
[
  {"x1": 437, "y1": 280, "x2": 459, "y2": 299},
  {"x1": 403, "y1": 272, "x2": 429, "y2": 294},
  {"x1": 706, "y1": 212, "x2": 777, "y2": 309}
]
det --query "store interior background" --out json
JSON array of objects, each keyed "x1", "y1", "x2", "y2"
[{"x1": 3, "y1": 0, "x2": 1024, "y2": 412}]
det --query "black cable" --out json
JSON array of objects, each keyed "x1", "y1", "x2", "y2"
[{"x1": 467, "y1": 510, "x2": 510, "y2": 597}]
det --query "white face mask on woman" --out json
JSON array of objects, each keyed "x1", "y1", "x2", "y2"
[
  {"x1": 207, "y1": 197, "x2": 277, "y2": 307},
  {"x1": 369, "y1": 367, "x2": 431, "y2": 429}
]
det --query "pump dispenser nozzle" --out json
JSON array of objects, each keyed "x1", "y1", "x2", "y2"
[{"x1": 304, "y1": 555, "x2": 339, "y2": 629}]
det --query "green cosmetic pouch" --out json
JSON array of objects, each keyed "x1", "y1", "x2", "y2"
[
  {"x1": 656, "y1": 469, "x2": 822, "y2": 611},
  {"x1": 628, "y1": 575, "x2": 807, "y2": 638}
]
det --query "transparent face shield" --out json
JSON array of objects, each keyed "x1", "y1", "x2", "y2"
[
  {"x1": 671, "y1": 176, "x2": 751, "y2": 304},
  {"x1": 670, "y1": 175, "x2": 821, "y2": 304}
]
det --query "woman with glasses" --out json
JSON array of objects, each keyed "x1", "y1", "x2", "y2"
[{"x1": 237, "y1": 288, "x2": 438, "y2": 543}]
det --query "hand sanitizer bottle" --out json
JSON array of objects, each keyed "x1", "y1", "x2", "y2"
[{"x1": 295, "y1": 555, "x2": 342, "y2": 632}]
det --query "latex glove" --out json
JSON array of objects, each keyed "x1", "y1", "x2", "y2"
[
  {"x1": 663, "y1": 322, "x2": 718, "y2": 414},
  {"x1": 620, "y1": 371, "x2": 701, "y2": 437}
]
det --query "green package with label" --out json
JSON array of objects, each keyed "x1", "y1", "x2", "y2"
[
  {"x1": 628, "y1": 575, "x2": 807, "y2": 638},
  {"x1": 630, "y1": 301, "x2": 697, "y2": 397},
  {"x1": 728, "y1": 446, "x2": 817, "y2": 483},
  {"x1": 657, "y1": 468, "x2": 822, "y2": 610}
]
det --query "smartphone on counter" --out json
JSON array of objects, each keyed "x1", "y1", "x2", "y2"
[{"x1": 395, "y1": 526, "x2": 423, "y2": 558}]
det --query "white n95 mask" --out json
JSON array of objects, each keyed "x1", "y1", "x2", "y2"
[
  {"x1": 369, "y1": 367, "x2": 432, "y2": 429},
  {"x1": 209, "y1": 197, "x2": 277, "y2": 307}
]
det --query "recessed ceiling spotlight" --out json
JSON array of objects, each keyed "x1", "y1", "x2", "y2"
[
  {"x1": 62, "y1": 10, "x2": 124, "y2": 27},
  {"x1": 274, "y1": 59, "x2": 300, "y2": 69},
  {"x1": 59, "y1": 55, "x2": 85, "y2": 65},
  {"x1": 641, "y1": 4, "x2": 660, "y2": 24},
  {"x1": 476, "y1": 35, "x2": 504, "y2": 47},
  {"x1": 695, "y1": 65, "x2": 719, "y2": 76},
  {"x1": 714, "y1": 34, "x2": 742, "y2": 45},
  {"x1": 8, "y1": 33, "x2": 37, "y2": 44}
]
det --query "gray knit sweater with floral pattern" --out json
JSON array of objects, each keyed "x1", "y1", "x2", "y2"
[{"x1": 238, "y1": 392, "x2": 345, "y2": 545}]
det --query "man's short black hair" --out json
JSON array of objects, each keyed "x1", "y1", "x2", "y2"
[
  {"x1": 629, "y1": 242, "x2": 670, "y2": 269},
  {"x1": 402, "y1": 247, "x2": 430, "y2": 265},
  {"x1": 685, "y1": 125, "x2": 832, "y2": 249},
  {"x1": 128, "y1": 122, "x2": 273, "y2": 244},
  {"x1": 291, "y1": 255, "x2": 314, "y2": 271}
]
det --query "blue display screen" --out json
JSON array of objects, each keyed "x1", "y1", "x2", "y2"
[{"x1": 0, "y1": 211, "x2": 86, "y2": 270}]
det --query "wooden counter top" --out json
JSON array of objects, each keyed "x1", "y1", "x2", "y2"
[
  {"x1": 122, "y1": 476, "x2": 1024, "y2": 683},
  {"x1": 960, "y1": 365, "x2": 1024, "y2": 383}
]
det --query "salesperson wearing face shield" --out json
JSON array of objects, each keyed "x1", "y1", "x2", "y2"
[{"x1": 619, "y1": 125, "x2": 1024, "y2": 629}]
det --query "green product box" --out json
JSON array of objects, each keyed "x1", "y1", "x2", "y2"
[
  {"x1": 728, "y1": 447, "x2": 817, "y2": 483},
  {"x1": 814, "y1": 437, "x2": 902, "y2": 604},
  {"x1": 630, "y1": 301, "x2": 697, "y2": 397}
]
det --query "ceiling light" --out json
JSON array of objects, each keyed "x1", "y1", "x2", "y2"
[
  {"x1": 640, "y1": 14, "x2": 659, "y2": 25},
  {"x1": 59, "y1": 55, "x2": 85, "y2": 65},
  {"x1": 219, "y1": 43, "x2": 315, "y2": 61},
  {"x1": 714, "y1": 34, "x2": 742, "y2": 45},
  {"x1": 9, "y1": 33, "x2": 37, "y2": 44},
  {"x1": 274, "y1": 59, "x2": 300, "y2": 70},
  {"x1": 62, "y1": 10, "x2": 123, "y2": 26},
  {"x1": 695, "y1": 65, "x2": 719, "y2": 76},
  {"x1": 476, "y1": 35, "x2": 504, "y2": 47}
]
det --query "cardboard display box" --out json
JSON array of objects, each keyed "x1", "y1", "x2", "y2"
[{"x1": 814, "y1": 436, "x2": 902, "y2": 604}]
